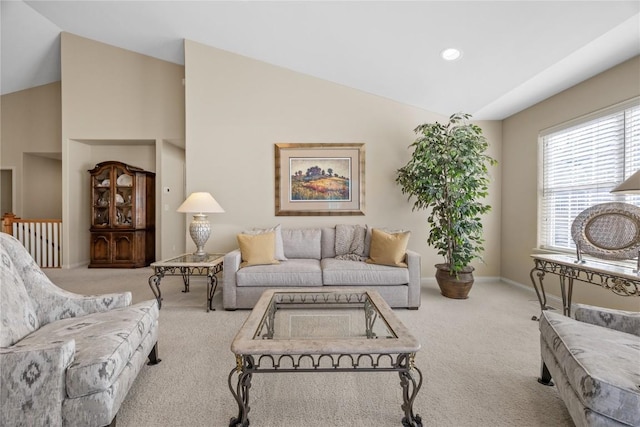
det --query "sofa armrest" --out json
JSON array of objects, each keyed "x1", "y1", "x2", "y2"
[
  {"x1": 405, "y1": 249, "x2": 421, "y2": 309},
  {"x1": 4, "y1": 238, "x2": 132, "y2": 324},
  {"x1": 573, "y1": 303, "x2": 640, "y2": 337},
  {"x1": 0, "y1": 339, "x2": 75, "y2": 426},
  {"x1": 223, "y1": 249, "x2": 242, "y2": 309},
  {"x1": 33, "y1": 287, "x2": 132, "y2": 325}
]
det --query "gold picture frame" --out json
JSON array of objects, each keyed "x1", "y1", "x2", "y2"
[{"x1": 275, "y1": 143, "x2": 365, "y2": 216}]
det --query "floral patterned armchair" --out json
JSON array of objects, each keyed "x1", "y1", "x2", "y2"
[{"x1": 0, "y1": 232, "x2": 160, "y2": 426}]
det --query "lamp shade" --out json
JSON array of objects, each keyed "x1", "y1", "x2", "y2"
[
  {"x1": 611, "y1": 170, "x2": 640, "y2": 194},
  {"x1": 177, "y1": 192, "x2": 225, "y2": 213}
]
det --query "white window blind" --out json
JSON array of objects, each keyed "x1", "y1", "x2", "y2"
[{"x1": 540, "y1": 100, "x2": 640, "y2": 252}]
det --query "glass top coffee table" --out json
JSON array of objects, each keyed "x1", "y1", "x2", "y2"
[{"x1": 228, "y1": 288, "x2": 423, "y2": 426}]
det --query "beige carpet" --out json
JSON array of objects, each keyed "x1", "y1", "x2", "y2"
[{"x1": 45, "y1": 267, "x2": 573, "y2": 427}]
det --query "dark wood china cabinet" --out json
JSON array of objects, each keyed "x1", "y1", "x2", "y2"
[{"x1": 89, "y1": 161, "x2": 155, "y2": 268}]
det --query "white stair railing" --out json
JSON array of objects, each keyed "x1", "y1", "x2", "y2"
[{"x1": 2, "y1": 213, "x2": 62, "y2": 268}]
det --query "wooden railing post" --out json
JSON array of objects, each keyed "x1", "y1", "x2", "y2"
[{"x1": 2, "y1": 213, "x2": 18, "y2": 235}]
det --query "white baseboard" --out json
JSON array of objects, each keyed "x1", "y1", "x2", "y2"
[
  {"x1": 65, "y1": 261, "x2": 90, "y2": 269},
  {"x1": 422, "y1": 275, "x2": 502, "y2": 284},
  {"x1": 420, "y1": 275, "x2": 564, "y2": 307},
  {"x1": 499, "y1": 276, "x2": 563, "y2": 306}
]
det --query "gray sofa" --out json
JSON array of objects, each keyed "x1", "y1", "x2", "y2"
[
  {"x1": 538, "y1": 304, "x2": 640, "y2": 426},
  {"x1": 0, "y1": 232, "x2": 160, "y2": 427},
  {"x1": 223, "y1": 225, "x2": 421, "y2": 310}
]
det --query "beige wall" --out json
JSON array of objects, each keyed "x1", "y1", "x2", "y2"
[
  {"x1": 159, "y1": 140, "x2": 186, "y2": 258},
  {"x1": 1, "y1": 82, "x2": 62, "y2": 217},
  {"x1": 502, "y1": 56, "x2": 640, "y2": 311},
  {"x1": 184, "y1": 40, "x2": 503, "y2": 279},
  {"x1": 1, "y1": 169, "x2": 12, "y2": 215},
  {"x1": 89, "y1": 144, "x2": 156, "y2": 173},
  {"x1": 23, "y1": 154, "x2": 62, "y2": 218},
  {"x1": 61, "y1": 33, "x2": 186, "y2": 267}
]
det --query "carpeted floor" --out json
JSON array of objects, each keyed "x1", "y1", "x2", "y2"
[{"x1": 45, "y1": 267, "x2": 573, "y2": 427}]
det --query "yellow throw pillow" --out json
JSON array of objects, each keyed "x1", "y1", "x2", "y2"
[
  {"x1": 237, "y1": 232, "x2": 280, "y2": 268},
  {"x1": 366, "y1": 228, "x2": 410, "y2": 267}
]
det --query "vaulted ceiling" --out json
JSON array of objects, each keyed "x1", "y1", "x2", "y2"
[{"x1": 2, "y1": 1, "x2": 639, "y2": 120}]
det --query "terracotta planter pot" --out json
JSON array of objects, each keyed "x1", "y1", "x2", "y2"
[{"x1": 435, "y1": 263, "x2": 475, "y2": 299}]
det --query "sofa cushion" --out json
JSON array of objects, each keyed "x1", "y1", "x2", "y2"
[
  {"x1": 237, "y1": 232, "x2": 280, "y2": 268},
  {"x1": 321, "y1": 227, "x2": 336, "y2": 259},
  {"x1": 574, "y1": 304, "x2": 640, "y2": 337},
  {"x1": 540, "y1": 311, "x2": 640, "y2": 426},
  {"x1": 282, "y1": 228, "x2": 322, "y2": 259},
  {"x1": 236, "y1": 259, "x2": 323, "y2": 287},
  {"x1": 321, "y1": 258, "x2": 409, "y2": 286},
  {"x1": 334, "y1": 224, "x2": 367, "y2": 261},
  {"x1": 363, "y1": 225, "x2": 372, "y2": 257},
  {"x1": 0, "y1": 247, "x2": 40, "y2": 347},
  {"x1": 16, "y1": 300, "x2": 159, "y2": 398},
  {"x1": 242, "y1": 224, "x2": 287, "y2": 261},
  {"x1": 366, "y1": 228, "x2": 410, "y2": 267}
]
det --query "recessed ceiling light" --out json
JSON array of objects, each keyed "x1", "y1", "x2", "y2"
[{"x1": 441, "y1": 48, "x2": 462, "y2": 61}]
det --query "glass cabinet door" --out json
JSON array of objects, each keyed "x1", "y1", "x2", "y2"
[
  {"x1": 114, "y1": 166, "x2": 134, "y2": 227},
  {"x1": 92, "y1": 168, "x2": 111, "y2": 227}
]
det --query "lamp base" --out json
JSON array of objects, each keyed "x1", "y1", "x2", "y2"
[{"x1": 189, "y1": 214, "x2": 211, "y2": 256}]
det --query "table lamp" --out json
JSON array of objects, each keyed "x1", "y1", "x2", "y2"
[
  {"x1": 611, "y1": 170, "x2": 640, "y2": 194},
  {"x1": 611, "y1": 170, "x2": 640, "y2": 272},
  {"x1": 177, "y1": 192, "x2": 225, "y2": 256}
]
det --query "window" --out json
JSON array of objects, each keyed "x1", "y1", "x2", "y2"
[{"x1": 539, "y1": 99, "x2": 640, "y2": 252}]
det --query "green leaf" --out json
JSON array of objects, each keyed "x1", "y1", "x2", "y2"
[{"x1": 396, "y1": 112, "x2": 497, "y2": 274}]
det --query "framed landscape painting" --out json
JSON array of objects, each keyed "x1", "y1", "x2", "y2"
[{"x1": 275, "y1": 143, "x2": 365, "y2": 216}]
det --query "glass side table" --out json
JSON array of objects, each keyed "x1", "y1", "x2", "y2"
[{"x1": 148, "y1": 253, "x2": 224, "y2": 312}]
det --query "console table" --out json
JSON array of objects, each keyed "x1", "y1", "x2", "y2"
[
  {"x1": 529, "y1": 253, "x2": 640, "y2": 319},
  {"x1": 148, "y1": 253, "x2": 224, "y2": 312}
]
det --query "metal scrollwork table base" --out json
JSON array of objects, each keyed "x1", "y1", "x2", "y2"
[
  {"x1": 228, "y1": 289, "x2": 423, "y2": 427},
  {"x1": 529, "y1": 254, "x2": 640, "y2": 319},
  {"x1": 148, "y1": 253, "x2": 224, "y2": 312}
]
